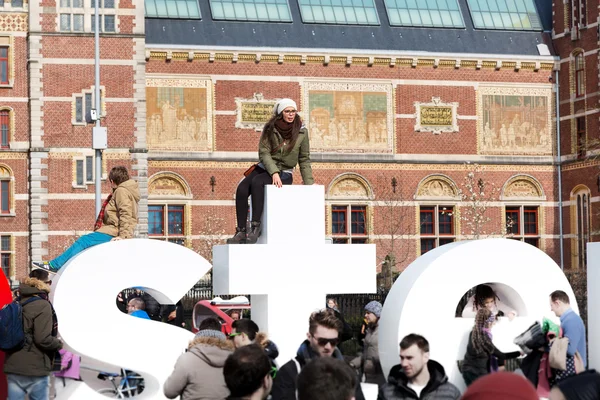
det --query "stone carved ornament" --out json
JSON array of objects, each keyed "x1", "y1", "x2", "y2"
[
  {"x1": 504, "y1": 179, "x2": 541, "y2": 198},
  {"x1": 235, "y1": 93, "x2": 277, "y2": 131},
  {"x1": 330, "y1": 178, "x2": 369, "y2": 198},
  {"x1": 414, "y1": 97, "x2": 459, "y2": 135},
  {"x1": 417, "y1": 179, "x2": 456, "y2": 198},
  {"x1": 148, "y1": 177, "x2": 187, "y2": 196}
]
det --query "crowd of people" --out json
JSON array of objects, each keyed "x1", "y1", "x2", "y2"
[
  {"x1": 3, "y1": 102, "x2": 599, "y2": 399},
  {"x1": 3, "y1": 266, "x2": 600, "y2": 400}
]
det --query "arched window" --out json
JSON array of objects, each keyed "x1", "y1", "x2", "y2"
[
  {"x1": 327, "y1": 174, "x2": 373, "y2": 244},
  {"x1": 501, "y1": 175, "x2": 545, "y2": 248},
  {"x1": 148, "y1": 172, "x2": 192, "y2": 246},
  {"x1": 0, "y1": 163, "x2": 13, "y2": 215},
  {"x1": 574, "y1": 52, "x2": 585, "y2": 97},
  {"x1": 571, "y1": 186, "x2": 591, "y2": 269},
  {"x1": 415, "y1": 175, "x2": 460, "y2": 255}
]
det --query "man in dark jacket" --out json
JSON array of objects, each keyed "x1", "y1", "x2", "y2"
[
  {"x1": 271, "y1": 309, "x2": 365, "y2": 400},
  {"x1": 4, "y1": 274, "x2": 63, "y2": 400},
  {"x1": 378, "y1": 334, "x2": 460, "y2": 400}
]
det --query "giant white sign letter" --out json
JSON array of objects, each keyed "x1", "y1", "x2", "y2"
[
  {"x1": 213, "y1": 185, "x2": 376, "y2": 365},
  {"x1": 51, "y1": 239, "x2": 211, "y2": 399},
  {"x1": 379, "y1": 239, "x2": 578, "y2": 392}
]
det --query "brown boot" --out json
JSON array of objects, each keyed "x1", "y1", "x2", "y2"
[
  {"x1": 245, "y1": 222, "x2": 261, "y2": 244},
  {"x1": 227, "y1": 227, "x2": 247, "y2": 244}
]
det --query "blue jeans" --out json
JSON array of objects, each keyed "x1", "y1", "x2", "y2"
[
  {"x1": 7, "y1": 374, "x2": 49, "y2": 400},
  {"x1": 50, "y1": 232, "x2": 113, "y2": 270}
]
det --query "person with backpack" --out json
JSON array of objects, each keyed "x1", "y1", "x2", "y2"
[{"x1": 2, "y1": 270, "x2": 62, "y2": 400}]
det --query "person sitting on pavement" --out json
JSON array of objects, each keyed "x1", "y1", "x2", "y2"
[
  {"x1": 164, "y1": 317, "x2": 234, "y2": 400},
  {"x1": 379, "y1": 333, "x2": 460, "y2": 400}
]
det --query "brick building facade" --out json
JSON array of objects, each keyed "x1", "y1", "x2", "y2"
[
  {"x1": 1, "y1": 0, "x2": 580, "y2": 285},
  {"x1": 553, "y1": 0, "x2": 599, "y2": 272}
]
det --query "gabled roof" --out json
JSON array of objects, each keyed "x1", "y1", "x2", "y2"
[{"x1": 145, "y1": 0, "x2": 554, "y2": 57}]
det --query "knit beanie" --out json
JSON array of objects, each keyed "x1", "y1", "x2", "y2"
[
  {"x1": 461, "y1": 372, "x2": 538, "y2": 400},
  {"x1": 194, "y1": 329, "x2": 226, "y2": 341},
  {"x1": 274, "y1": 98, "x2": 297, "y2": 116},
  {"x1": 364, "y1": 301, "x2": 383, "y2": 318}
]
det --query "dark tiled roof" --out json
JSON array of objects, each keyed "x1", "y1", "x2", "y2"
[{"x1": 145, "y1": 0, "x2": 554, "y2": 57}]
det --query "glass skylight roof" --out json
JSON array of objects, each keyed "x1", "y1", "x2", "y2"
[
  {"x1": 210, "y1": 0, "x2": 293, "y2": 22},
  {"x1": 384, "y1": 0, "x2": 465, "y2": 28},
  {"x1": 145, "y1": 0, "x2": 201, "y2": 19},
  {"x1": 298, "y1": 0, "x2": 380, "y2": 25},
  {"x1": 467, "y1": 0, "x2": 542, "y2": 30}
]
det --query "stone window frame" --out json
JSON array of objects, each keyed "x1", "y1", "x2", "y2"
[
  {"x1": 570, "y1": 185, "x2": 591, "y2": 270},
  {"x1": 0, "y1": 106, "x2": 15, "y2": 149},
  {"x1": 72, "y1": 86, "x2": 106, "y2": 126},
  {"x1": 325, "y1": 173, "x2": 374, "y2": 244},
  {"x1": 148, "y1": 172, "x2": 193, "y2": 247},
  {"x1": 0, "y1": 163, "x2": 15, "y2": 217},
  {"x1": 58, "y1": 0, "x2": 119, "y2": 34},
  {"x1": 0, "y1": 234, "x2": 14, "y2": 281},
  {"x1": 0, "y1": 36, "x2": 14, "y2": 88},
  {"x1": 71, "y1": 152, "x2": 106, "y2": 189}
]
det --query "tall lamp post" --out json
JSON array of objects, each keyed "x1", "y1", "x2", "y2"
[{"x1": 92, "y1": 0, "x2": 107, "y2": 216}]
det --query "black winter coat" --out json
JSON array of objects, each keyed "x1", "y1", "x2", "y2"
[
  {"x1": 461, "y1": 332, "x2": 520, "y2": 379},
  {"x1": 556, "y1": 370, "x2": 600, "y2": 400},
  {"x1": 271, "y1": 340, "x2": 365, "y2": 400},
  {"x1": 378, "y1": 361, "x2": 460, "y2": 400}
]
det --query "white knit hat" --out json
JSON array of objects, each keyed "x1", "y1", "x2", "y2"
[{"x1": 274, "y1": 98, "x2": 297, "y2": 115}]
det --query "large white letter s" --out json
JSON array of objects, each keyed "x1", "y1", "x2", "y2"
[{"x1": 51, "y1": 239, "x2": 211, "y2": 399}]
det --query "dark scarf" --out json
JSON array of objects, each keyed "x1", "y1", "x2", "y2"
[
  {"x1": 93, "y1": 193, "x2": 112, "y2": 231},
  {"x1": 275, "y1": 118, "x2": 294, "y2": 140},
  {"x1": 296, "y1": 340, "x2": 343, "y2": 367}
]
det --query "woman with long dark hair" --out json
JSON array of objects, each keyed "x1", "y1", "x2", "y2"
[
  {"x1": 227, "y1": 98, "x2": 313, "y2": 244},
  {"x1": 461, "y1": 308, "x2": 521, "y2": 386}
]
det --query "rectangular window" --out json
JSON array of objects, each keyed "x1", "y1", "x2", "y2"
[
  {"x1": 76, "y1": 160, "x2": 84, "y2": 186},
  {"x1": 298, "y1": 0, "x2": 379, "y2": 25},
  {"x1": 0, "y1": 47, "x2": 8, "y2": 85},
  {"x1": 104, "y1": 15, "x2": 115, "y2": 32},
  {"x1": 331, "y1": 205, "x2": 369, "y2": 244},
  {"x1": 384, "y1": 0, "x2": 465, "y2": 28},
  {"x1": 148, "y1": 204, "x2": 187, "y2": 244},
  {"x1": 577, "y1": 116, "x2": 586, "y2": 159},
  {"x1": 210, "y1": 0, "x2": 292, "y2": 22},
  {"x1": 419, "y1": 205, "x2": 455, "y2": 255},
  {"x1": 146, "y1": 0, "x2": 202, "y2": 19},
  {"x1": 0, "y1": 180, "x2": 9, "y2": 214},
  {"x1": 467, "y1": 0, "x2": 542, "y2": 30},
  {"x1": 0, "y1": 110, "x2": 9, "y2": 148},
  {"x1": 75, "y1": 97, "x2": 83, "y2": 123},
  {"x1": 60, "y1": 14, "x2": 71, "y2": 31},
  {"x1": 11, "y1": 0, "x2": 23, "y2": 6},
  {"x1": 1, "y1": 235, "x2": 10, "y2": 278},
  {"x1": 575, "y1": 53, "x2": 585, "y2": 98},
  {"x1": 505, "y1": 206, "x2": 539, "y2": 247},
  {"x1": 73, "y1": 14, "x2": 84, "y2": 31},
  {"x1": 85, "y1": 156, "x2": 94, "y2": 183},
  {"x1": 85, "y1": 93, "x2": 92, "y2": 121}
]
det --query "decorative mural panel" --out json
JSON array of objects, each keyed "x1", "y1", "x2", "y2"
[
  {"x1": 303, "y1": 81, "x2": 394, "y2": 153},
  {"x1": 146, "y1": 78, "x2": 213, "y2": 151},
  {"x1": 477, "y1": 86, "x2": 552, "y2": 155}
]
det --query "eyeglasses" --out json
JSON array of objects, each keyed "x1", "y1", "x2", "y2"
[
  {"x1": 282, "y1": 109, "x2": 297, "y2": 114},
  {"x1": 312, "y1": 335, "x2": 339, "y2": 347},
  {"x1": 228, "y1": 332, "x2": 242, "y2": 340}
]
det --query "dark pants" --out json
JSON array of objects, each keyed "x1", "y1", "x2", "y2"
[
  {"x1": 235, "y1": 167, "x2": 292, "y2": 228},
  {"x1": 462, "y1": 371, "x2": 481, "y2": 387}
]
